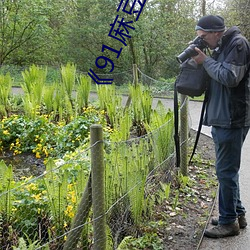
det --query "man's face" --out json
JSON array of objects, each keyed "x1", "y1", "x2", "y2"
[{"x1": 196, "y1": 30, "x2": 222, "y2": 49}]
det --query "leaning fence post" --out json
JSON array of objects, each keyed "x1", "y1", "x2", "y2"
[
  {"x1": 125, "y1": 64, "x2": 138, "y2": 109},
  {"x1": 133, "y1": 64, "x2": 138, "y2": 86},
  {"x1": 180, "y1": 94, "x2": 188, "y2": 176},
  {"x1": 91, "y1": 124, "x2": 106, "y2": 250},
  {"x1": 63, "y1": 175, "x2": 92, "y2": 250}
]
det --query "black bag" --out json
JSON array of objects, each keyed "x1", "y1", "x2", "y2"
[
  {"x1": 174, "y1": 58, "x2": 209, "y2": 168},
  {"x1": 175, "y1": 58, "x2": 208, "y2": 97}
]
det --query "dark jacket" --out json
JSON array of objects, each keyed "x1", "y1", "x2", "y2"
[{"x1": 203, "y1": 26, "x2": 250, "y2": 128}]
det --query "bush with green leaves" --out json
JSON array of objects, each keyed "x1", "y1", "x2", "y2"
[{"x1": 0, "y1": 106, "x2": 104, "y2": 158}]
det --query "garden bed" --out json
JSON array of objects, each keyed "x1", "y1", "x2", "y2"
[
  {"x1": 0, "y1": 130, "x2": 217, "y2": 250},
  {"x1": 160, "y1": 131, "x2": 217, "y2": 250}
]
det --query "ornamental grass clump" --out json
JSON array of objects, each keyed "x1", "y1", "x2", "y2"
[
  {"x1": 105, "y1": 136, "x2": 153, "y2": 245},
  {"x1": 60, "y1": 63, "x2": 76, "y2": 104},
  {"x1": 145, "y1": 100, "x2": 175, "y2": 164},
  {"x1": 21, "y1": 65, "x2": 47, "y2": 118},
  {"x1": 129, "y1": 83, "x2": 153, "y2": 135},
  {"x1": 0, "y1": 73, "x2": 12, "y2": 117},
  {"x1": 96, "y1": 84, "x2": 122, "y2": 128},
  {"x1": 76, "y1": 74, "x2": 92, "y2": 111}
]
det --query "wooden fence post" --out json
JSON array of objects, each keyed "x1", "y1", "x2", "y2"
[
  {"x1": 133, "y1": 63, "x2": 138, "y2": 86},
  {"x1": 91, "y1": 124, "x2": 106, "y2": 250},
  {"x1": 125, "y1": 64, "x2": 138, "y2": 109}
]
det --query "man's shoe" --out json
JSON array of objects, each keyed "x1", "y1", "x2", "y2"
[
  {"x1": 211, "y1": 214, "x2": 247, "y2": 229},
  {"x1": 204, "y1": 222, "x2": 240, "y2": 238},
  {"x1": 238, "y1": 215, "x2": 248, "y2": 228}
]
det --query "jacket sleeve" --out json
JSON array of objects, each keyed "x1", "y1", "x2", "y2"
[{"x1": 203, "y1": 37, "x2": 250, "y2": 87}]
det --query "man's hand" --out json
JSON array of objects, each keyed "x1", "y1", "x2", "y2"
[{"x1": 192, "y1": 47, "x2": 207, "y2": 64}]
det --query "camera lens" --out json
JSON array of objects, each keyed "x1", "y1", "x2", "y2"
[
  {"x1": 176, "y1": 44, "x2": 198, "y2": 63},
  {"x1": 176, "y1": 36, "x2": 208, "y2": 63}
]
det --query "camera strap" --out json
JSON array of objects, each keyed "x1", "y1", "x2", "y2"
[
  {"x1": 189, "y1": 91, "x2": 208, "y2": 164},
  {"x1": 174, "y1": 85, "x2": 208, "y2": 168}
]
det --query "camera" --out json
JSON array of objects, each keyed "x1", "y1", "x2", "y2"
[{"x1": 176, "y1": 36, "x2": 208, "y2": 63}]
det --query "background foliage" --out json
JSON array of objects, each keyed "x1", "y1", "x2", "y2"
[{"x1": 1, "y1": 0, "x2": 249, "y2": 84}]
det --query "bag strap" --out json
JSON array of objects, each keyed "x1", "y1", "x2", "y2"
[
  {"x1": 174, "y1": 80, "x2": 180, "y2": 168},
  {"x1": 174, "y1": 80, "x2": 208, "y2": 168}
]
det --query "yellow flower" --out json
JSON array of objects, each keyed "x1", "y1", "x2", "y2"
[
  {"x1": 43, "y1": 147, "x2": 49, "y2": 157},
  {"x1": 100, "y1": 110, "x2": 106, "y2": 115},
  {"x1": 36, "y1": 152, "x2": 41, "y2": 159},
  {"x1": 65, "y1": 205, "x2": 74, "y2": 218},
  {"x1": 3, "y1": 130, "x2": 9, "y2": 135},
  {"x1": 26, "y1": 183, "x2": 37, "y2": 191},
  {"x1": 32, "y1": 193, "x2": 42, "y2": 201},
  {"x1": 71, "y1": 195, "x2": 76, "y2": 204},
  {"x1": 12, "y1": 207, "x2": 17, "y2": 212}
]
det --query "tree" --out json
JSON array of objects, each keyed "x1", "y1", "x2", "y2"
[
  {"x1": 220, "y1": 0, "x2": 250, "y2": 39},
  {"x1": 0, "y1": 0, "x2": 51, "y2": 65}
]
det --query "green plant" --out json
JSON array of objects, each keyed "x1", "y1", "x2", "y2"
[
  {"x1": 145, "y1": 100, "x2": 174, "y2": 163},
  {"x1": 157, "y1": 182, "x2": 171, "y2": 204},
  {"x1": 178, "y1": 173, "x2": 191, "y2": 189},
  {"x1": 172, "y1": 190, "x2": 180, "y2": 210},
  {"x1": 96, "y1": 84, "x2": 123, "y2": 128},
  {"x1": 13, "y1": 233, "x2": 49, "y2": 250},
  {"x1": 12, "y1": 176, "x2": 49, "y2": 241},
  {"x1": 43, "y1": 84, "x2": 56, "y2": 114},
  {"x1": 60, "y1": 63, "x2": 76, "y2": 102},
  {"x1": 105, "y1": 136, "x2": 153, "y2": 235},
  {"x1": 129, "y1": 83, "x2": 153, "y2": 126},
  {"x1": 117, "y1": 233, "x2": 163, "y2": 250},
  {"x1": 0, "y1": 73, "x2": 12, "y2": 117},
  {"x1": 0, "y1": 161, "x2": 15, "y2": 222},
  {"x1": 43, "y1": 159, "x2": 67, "y2": 214},
  {"x1": 109, "y1": 109, "x2": 132, "y2": 141},
  {"x1": 0, "y1": 107, "x2": 104, "y2": 158},
  {"x1": 76, "y1": 74, "x2": 92, "y2": 110},
  {"x1": 21, "y1": 65, "x2": 47, "y2": 118}
]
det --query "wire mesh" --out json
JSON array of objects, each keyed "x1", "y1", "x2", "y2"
[
  {"x1": 0, "y1": 66, "x2": 191, "y2": 249},
  {"x1": 0, "y1": 122, "x2": 178, "y2": 249},
  {"x1": 137, "y1": 67, "x2": 175, "y2": 96}
]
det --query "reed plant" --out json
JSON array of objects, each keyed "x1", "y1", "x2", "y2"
[
  {"x1": 43, "y1": 159, "x2": 68, "y2": 224},
  {"x1": 60, "y1": 63, "x2": 76, "y2": 103},
  {"x1": 105, "y1": 136, "x2": 153, "y2": 226},
  {"x1": 21, "y1": 65, "x2": 47, "y2": 118},
  {"x1": 76, "y1": 74, "x2": 91, "y2": 112},
  {"x1": 96, "y1": 84, "x2": 122, "y2": 128},
  {"x1": 0, "y1": 161, "x2": 14, "y2": 222},
  {"x1": 145, "y1": 100, "x2": 174, "y2": 164},
  {"x1": 110, "y1": 109, "x2": 132, "y2": 141},
  {"x1": 0, "y1": 73, "x2": 12, "y2": 117},
  {"x1": 43, "y1": 84, "x2": 56, "y2": 114},
  {"x1": 129, "y1": 84, "x2": 152, "y2": 133},
  {"x1": 52, "y1": 83, "x2": 73, "y2": 122}
]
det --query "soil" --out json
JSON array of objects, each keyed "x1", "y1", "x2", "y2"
[
  {"x1": 0, "y1": 152, "x2": 45, "y2": 180},
  {"x1": 158, "y1": 130, "x2": 217, "y2": 250}
]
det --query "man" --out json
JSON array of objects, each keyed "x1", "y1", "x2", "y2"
[{"x1": 192, "y1": 15, "x2": 250, "y2": 238}]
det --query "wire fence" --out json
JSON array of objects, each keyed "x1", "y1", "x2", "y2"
[
  {"x1": 0, "y1": 65, "x2": 191, "y2": 249},
  {"x1": 0, "y1": 118, "x2": 188, "y2": 249}
]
